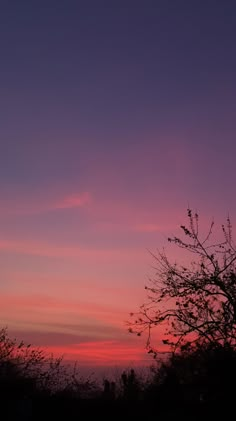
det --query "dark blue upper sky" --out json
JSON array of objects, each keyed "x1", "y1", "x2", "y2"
[{"x1": 1, "y1": 0, "x2": 236, "y2": 203}]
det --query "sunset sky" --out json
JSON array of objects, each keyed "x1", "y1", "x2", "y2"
[{"x1": 1, "y1": 1, "x2": 236, "y2": 367}]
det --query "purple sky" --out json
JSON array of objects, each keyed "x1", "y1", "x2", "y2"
[{"x1": 0, "y1": 0, "x2": 236, "y2": 365}]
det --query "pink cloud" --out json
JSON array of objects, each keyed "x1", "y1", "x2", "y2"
[
  {"x1": 6, "y1": 328, "x2": 153, "y2": 365},
  {"x1": 0, "y1": 192, "x2": 91, "y2": 215},
  {"x1": 133, "y1": 223, "x2": 162, "y2": 233},
  {"x1": 42, "y1": 341, "x2": 152, "y2": 365},
  {"x1": 0, "y1": 238, "x2": 144, "y2": 261},
  {"x1": 0, "y1": 293, "x2": 121, "y2": 315},
  {"x1": 1, "y1": 292, "x2": 167, "y2": 365},
  {"x1": 53, "y1": 192, "x2": 91, "y2": 209},
  {"x1": 88, "y1": 198, "x2": 185, "y2": 234},
  {"x1": 0, "y1": 293, "x2": 129, "y2": 332}
]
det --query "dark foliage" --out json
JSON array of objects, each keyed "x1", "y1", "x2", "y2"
[
  {"x1": 0, "y1": 327, "x2": 234, "y2": 420},
  {"x1": 146, "y1": 342, "x2": 236, "y2": 404}
]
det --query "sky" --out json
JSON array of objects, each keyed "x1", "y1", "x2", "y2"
[{"x1": 0, "y1": 0, "x2": 236, "y2": 368}]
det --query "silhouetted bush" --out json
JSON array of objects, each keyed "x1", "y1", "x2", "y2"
[
  {"x1": 146, "y1": 342, "x2": 236, "y2": 405},
  {"x1": 1, "y1": 326, "x2": 235, "y2": 420}
]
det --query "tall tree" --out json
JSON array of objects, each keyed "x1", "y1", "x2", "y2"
[{"x1": 129, "y1": 210, "x2": 236, "y2": 354}]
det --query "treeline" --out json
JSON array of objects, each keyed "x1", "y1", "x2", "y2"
[{"x1": 0, "y1": 328, "x2": 234, "y2": 420}]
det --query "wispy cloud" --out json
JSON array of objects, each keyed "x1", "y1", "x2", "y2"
[
  {"x1": 133, "y1": 223, "x2": 162, "y2": 233},
  {"x1": 52, "y1": 192, "x2": 91, "y2": 210},
  {"x1": 0, "y1": 293, "x2": 129, "y2": 334},
  {"x1": 1, "y1": 293, "x2": 149, "y2": 365},
  {"x1": 0, "y1": 238, "x2": 143, "y2": 261},
  {"x1": 7, "y1": 331, "x2": 151, "y2": 365},
  {"x1": 58, "y1": 340, "x2": 150, "y2": 365},
  {"x1": 0, "y1": 192, "x2": 91, "y2": 215}
]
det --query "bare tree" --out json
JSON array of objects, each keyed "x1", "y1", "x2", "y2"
[
  {"x1": 0, "y1": 327, "x2": 99, "y2": 397},
  {"x1": 129, "y1": 209, "x2": 236, "y2": 355},
  {"x1": 0, "y1": 327, "x2": 66, "y2": 392}
]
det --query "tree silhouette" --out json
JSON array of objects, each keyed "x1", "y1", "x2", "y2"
[
  {"x1": 129, "y1": 209, "x2": 236, "y2": 354},
  {"x1": 146, "y1": 341, "x2": 236, "y2": 404},
  {"x1": 0, "y1": 327, "x2": 67, "y2": 394},
  {"x1": 0, "y1": 327, "x2": 98, "y2": 399},
  {"x1": 120, "y1": 369, "x2": 141, "y2": 400}
]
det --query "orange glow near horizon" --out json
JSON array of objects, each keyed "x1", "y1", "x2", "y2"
[{"x1": 41, "y1": 341, "x2": 152, "y2": 366}]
